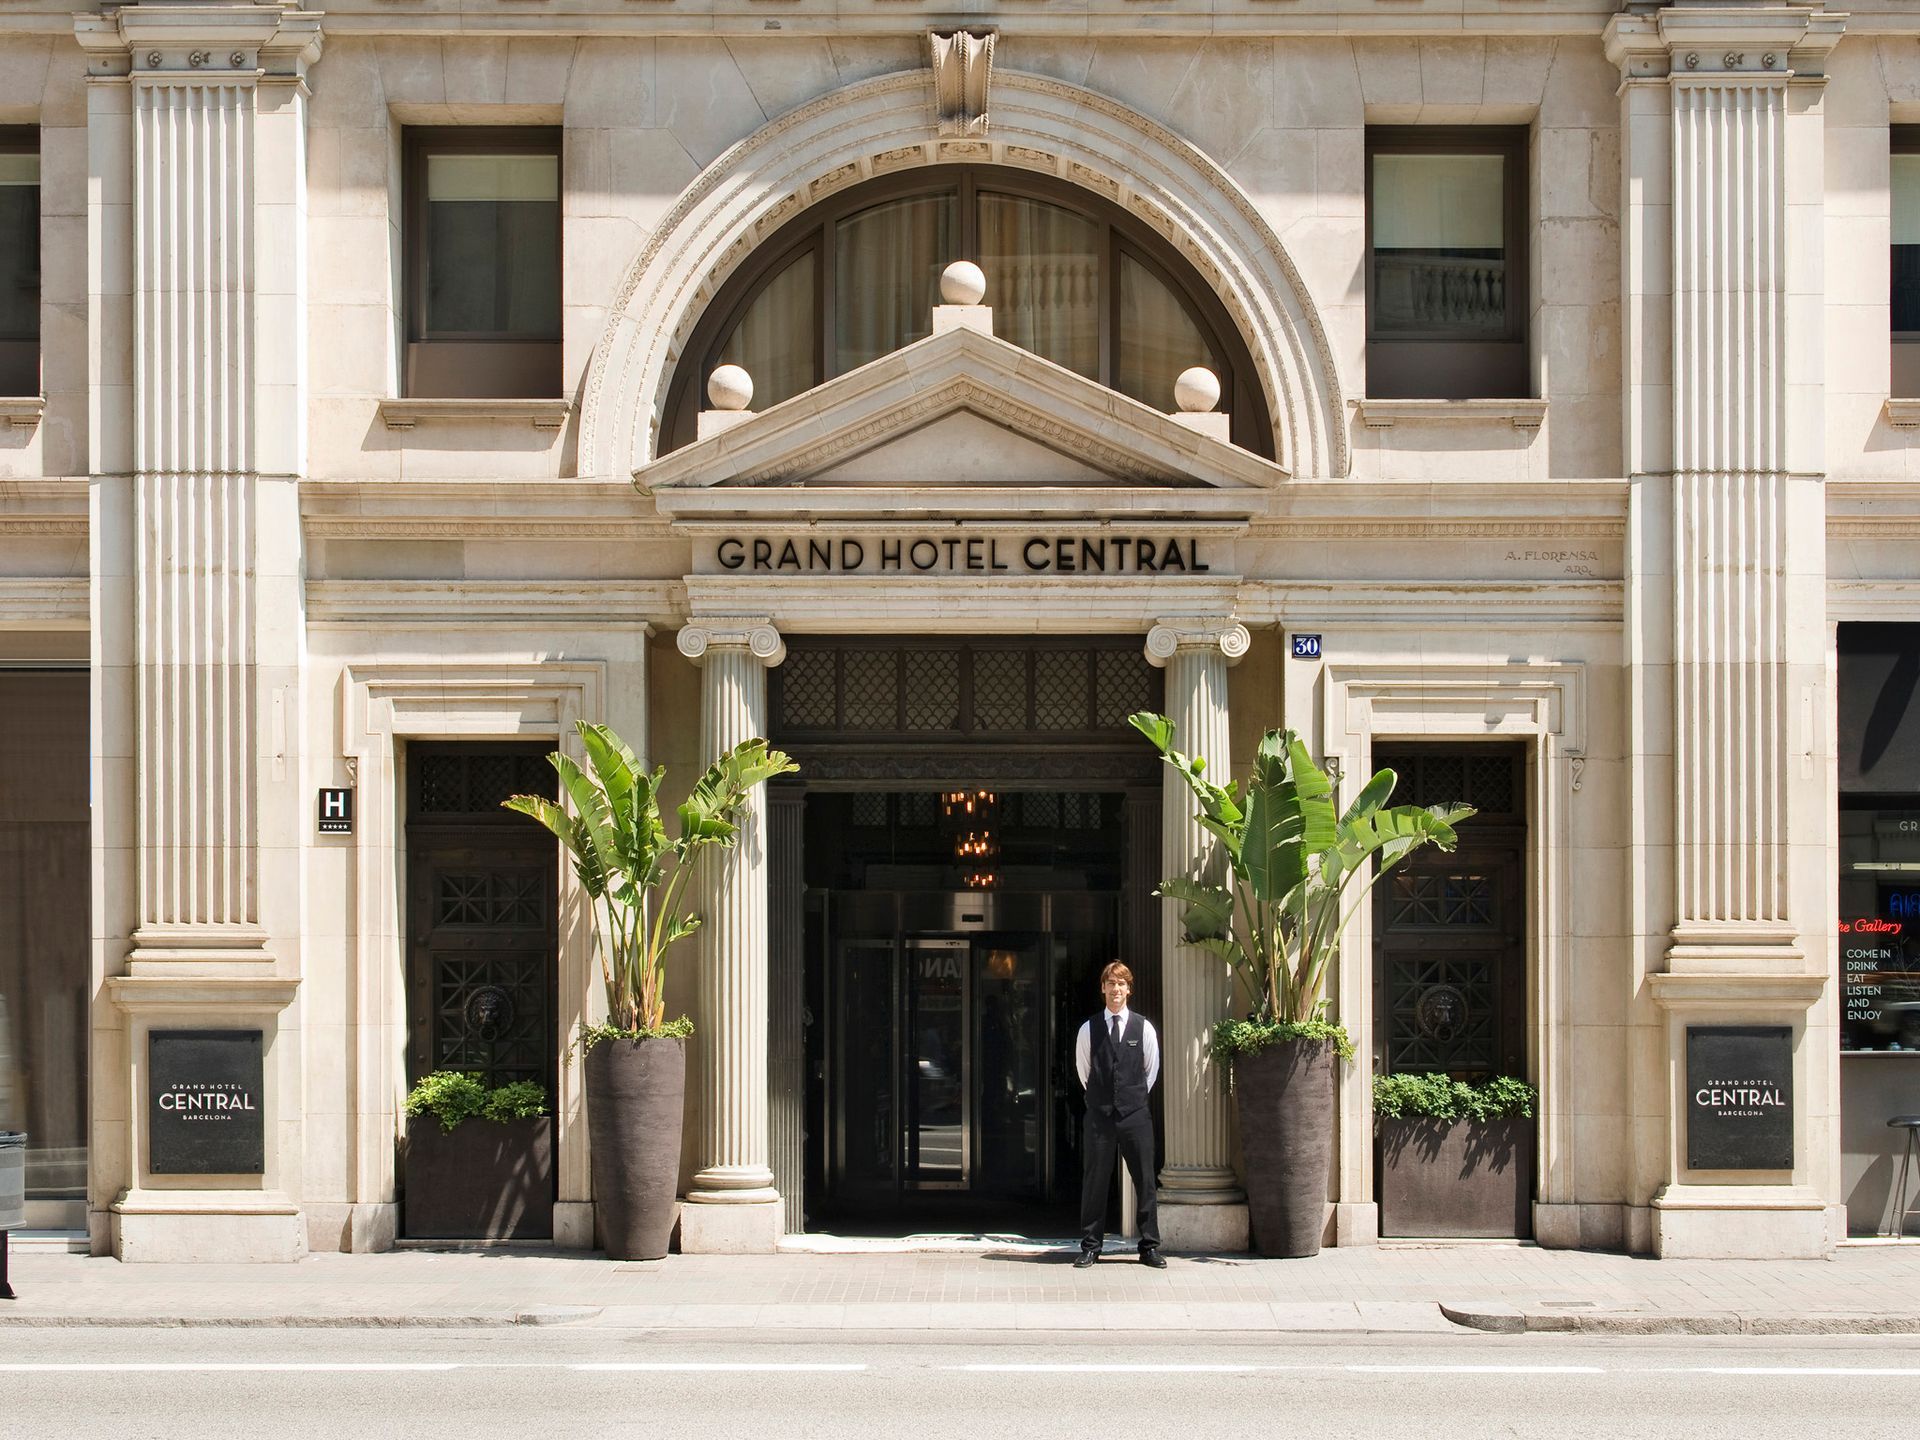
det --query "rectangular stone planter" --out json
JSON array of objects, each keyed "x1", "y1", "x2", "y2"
[
  {"x1": 402, "y1": 1115, "x2": 553, "y2": 1241},
  {"x1": 1376, "y1": 1115, "x2": 1533, "y2": 1239}
]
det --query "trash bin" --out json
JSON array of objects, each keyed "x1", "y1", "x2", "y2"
[{"x1": 0, "y1": 1130, "x2": 22, "y2": 1299}]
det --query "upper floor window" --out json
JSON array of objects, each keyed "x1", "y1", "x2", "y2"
[
  {"x1": 662, "y1": 166, "x2": 1272, "y2": 457},
  {"x1": 0, "y1": 129, "x2": 39, "y2": 398},
  {"x1": 1893, "y1": 128, "x2": 1920, "y2": 396},
  {"x1": 404, "y1": 128, "x2": 561, "y2": 399},
  {"x1": 1365, "y1": 127, "x2": 1529, "y2": 400}
]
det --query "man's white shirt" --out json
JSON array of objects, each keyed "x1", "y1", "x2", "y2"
[{"x1": 1075, "y1": 1006, "x2": 1160, "y2": 1090}]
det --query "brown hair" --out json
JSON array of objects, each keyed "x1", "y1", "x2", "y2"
[{"x1": 1100, "y1": 962, "x2": 1134, "y2": 987}]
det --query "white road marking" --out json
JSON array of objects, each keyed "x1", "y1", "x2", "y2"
[
  {"x1": 0, "y1": 1364, "x2": 462, "y2": 1374},
  {"x1": 1345, "y1": 1365, "x2": 1607, "y2": 1375},
  {"x1": 1673, "y1": 1367, "x2": 1920, "y2": 1378},
  {"x1": 570, "y1": 1362, "x2": 868, "y2": 1373},
  {"x1": 956, "y1": 1364, "x2": 1264, "y2": 1374}
]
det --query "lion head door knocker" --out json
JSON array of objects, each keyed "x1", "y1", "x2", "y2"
[
  {"x1": 466, "y1": 985, "x2": 515, "y2": 1043},
  {"x1": 1415, "y1": 984, "x2": 1469, "y2": 1045}
]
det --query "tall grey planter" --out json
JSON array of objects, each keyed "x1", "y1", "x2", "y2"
[
  {"x1": 584, "y1": 1037, "x2": 686, "y2": 1261},
  {"x1": 1234, "y1": 1039, "x2": 1336, "y2": 1258}
]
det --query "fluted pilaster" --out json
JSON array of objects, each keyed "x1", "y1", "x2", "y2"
[
  {"x1": 1606, "y1": 4, "x2": 1842, "y2": 1256},
  {"x1": 79, "y1": 5, "x2": 322, "y2": 968},
  {"x1": 676, "y1": 618, "x2": 785, "y2": 1206},
  {"x1": 1145, "y1": 618, "x2": 1249, "y2": 1208}
]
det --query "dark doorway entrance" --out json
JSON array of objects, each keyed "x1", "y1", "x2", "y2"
[
  {"x1": 819, "y1": 883, "x2": 1118, "y2": 1235},
  {"x1": 769, "y1": 638, "x2": 1164, "y2": 1237},
  {"x1": 403, "y1": 744, "x2": 558, "y2": 1238},
  {"x1": 1371, "y1": 744, "x2": 1531, "y2": 1237}
]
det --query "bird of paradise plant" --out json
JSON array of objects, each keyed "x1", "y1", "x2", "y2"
[
  {"x1": 504, "y1": 721, "x2": 798, "y2": 1040},
  {"x1": 1129, "y1": 714, "x2": 1472, "y2": 1055}
]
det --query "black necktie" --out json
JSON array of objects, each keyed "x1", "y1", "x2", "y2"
[{"x1": 1109, "y1": 1013, "x2": 1121, "y2": 1048}]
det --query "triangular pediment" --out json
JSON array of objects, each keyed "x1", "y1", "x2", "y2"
[{"x1": 639, "y1": 326, "x2": 1288, "y2": 511}]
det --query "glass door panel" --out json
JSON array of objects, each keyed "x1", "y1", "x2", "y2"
[
  {"x1": 973, "y1": 939, "x2": 1046, "y2": 1201},
  {"x1": 905, "y1": 938, "x2": 968, "y2": 1190},
  {"x1": 832, "y1": 940, "x2": 898, "y2": 1193}
]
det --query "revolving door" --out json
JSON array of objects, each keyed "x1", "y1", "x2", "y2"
[{"x1": 823, "y1": 891, "x2": 1116, "y2": 1228}]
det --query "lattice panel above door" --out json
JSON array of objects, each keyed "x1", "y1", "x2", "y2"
[{"x1": 771, "y1": 641, "x2": 1159, "y2": 741}]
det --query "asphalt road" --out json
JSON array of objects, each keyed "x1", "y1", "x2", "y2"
[{"x1": 3, "y1": 1325, "x2": 1919, "y2": 1439}]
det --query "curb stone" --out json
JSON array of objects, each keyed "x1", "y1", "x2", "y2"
[
  {"x1": 1439, "y1": 1303, "x2": 1920, "y2": 1337},
  {"x1": 0, "y1": 1306, "x2": 603, "y2": 1329}
]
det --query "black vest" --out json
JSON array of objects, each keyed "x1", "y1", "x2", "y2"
[{"x1": 1085, "y1": 1011, "x2": 1149, "y2": 1120}]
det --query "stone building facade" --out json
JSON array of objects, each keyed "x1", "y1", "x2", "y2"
[{"x1": 0, "y1": 0, "x2": 1914, "y2": 1262}]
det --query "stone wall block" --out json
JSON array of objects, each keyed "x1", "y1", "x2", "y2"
[
  {"x1": 1417, "y1": 39, "x2": 1488, "y2": 109},
  {"x1": 1352, "y1": 39, "x2": 1421, "y2": 111},
  {"x1": 656, "y1": 40, "x2": 765, "y2": 168},
  {"x1": 724, "y1": 39, "x2": 840, "y2": 125}
]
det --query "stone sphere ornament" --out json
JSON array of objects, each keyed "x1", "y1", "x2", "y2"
[
  {"x1": 707, "y1": 364, "x2": 753, "y2": 411},
  {"x1": 940, "y1": 260, "x2": 988, "y2": 307},
  {"x1": 1174, "y1": 365, "x2": 1221, "y2": 413}
]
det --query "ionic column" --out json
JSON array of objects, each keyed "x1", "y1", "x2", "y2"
[
  {"x1": 1145, "y1": 618, "x2": 1251, "y2": 1252},
  {"x1": 1606, "y1": 6, "x2": 1843, "y2": 1259},
  {"x1": 674, "y1": 617, "x2": 785, "y2": 1252},
  {"x1": 78, "y1": 3, "x2": 321, "y2": 1263}
]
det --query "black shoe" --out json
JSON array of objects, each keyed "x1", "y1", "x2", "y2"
[
  {"x1": 1073, "y1": 1248, "x2": 1099, "y2": 1269},
  {"x1": 1138, "y1": 1248, "x2": 1167, "y2": 1269}
]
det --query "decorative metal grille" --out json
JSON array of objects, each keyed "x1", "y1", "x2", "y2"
[
  {"x1": 1096, "y1": 648, "x2": 1155, "y2": 728},
  {"x1": 1374, "y1": 748, "x2": 1521, "y2": 818},
  {"x1": 970, "y1": 650, "x2": 1026, "y2": 730},
  {"x1": 781, "y1": 648, "x2": 837, "y2": 727},
  {"x1": 1384, "y1": 951, "x2": 1498, "y2": 1073},
  {"x1": 1388, "y1": 871, "x2": 1495, "y2": 928},
  {"x1": 436, "y1": 872, "x2": 544, "y2": 928},
  {"x1": 773, "y1": 643, "x2": 1160, "y2": 741},
  {"x1": 431, "y1": 951, "x2": 548, "y2": 1086},
  {"x1": 1033, "y1": 651, "x2": 1091, "y2": 730},
  {"x1": 842, "y1": 650, "x2": 898, "y2": 730},
  {"x1": 903, "y1": 650, "x2": 961, "y2": 730},
  {"x1": 1061, "y1": 792, "x2": 1104, "y2": 829},
  {"x1": 849, "y1": 793, "x2": 889, "y2": 828},
  {"x1": 415, "y1": 751, "x2": 553, "y2": 815},
  {"x1": 1467, "y1": 754, "x2": 1515, "y2": 813},
  {"x1": 1019, "y1": 792, "x2": 1060, "y2": 828},
  {"x1": 898, "y1": 792, "x2": 939, "y2": 828}
]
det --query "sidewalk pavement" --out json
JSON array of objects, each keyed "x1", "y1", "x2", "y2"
[{"x1": 8, "y1": 1238, "x2": 1920, "y2": 1336}]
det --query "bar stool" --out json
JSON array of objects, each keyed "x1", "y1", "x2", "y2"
[{"x1": 1888, "y1": 1116, "x2": 1920, "y2": 1238}]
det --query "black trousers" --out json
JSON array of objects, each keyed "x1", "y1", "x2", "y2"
[{"x1": 1079, "y1": 1107, "x2": 1160, "y2": 1251}]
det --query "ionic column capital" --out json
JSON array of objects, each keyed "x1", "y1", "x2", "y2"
[
  {"x1": 676, "y1": 616, "x2": 786, "y2": 669},
  {"x1": 1144, "y1": 618, "x2": 1250, "y2": 669}
]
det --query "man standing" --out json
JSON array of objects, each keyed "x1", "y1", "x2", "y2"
[{"x1": 1074, "y1": 961, "x2": 1164, "y2": 1268}]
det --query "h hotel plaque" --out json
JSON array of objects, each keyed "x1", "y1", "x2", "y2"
[
  {"x1": 148, "y1": 1030, "x2": 266, "y2": 1175},
  {"x1": 1685, "y1": 1025, "x2": 1793, "y2": 1172}
]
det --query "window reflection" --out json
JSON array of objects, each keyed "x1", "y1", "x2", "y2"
[
  {"x1": 835, "y1": 194, "x2": 957, "y2": 374},
  {"x1": 1117, "y1": 251, "x2": 1217, "y2": 412},
  {"x1": 721, "y1": 251, "x2": 815, "y2": 413},
  {"x1": 979, "y1": 193, "x2": 1099, "y2": 379}
]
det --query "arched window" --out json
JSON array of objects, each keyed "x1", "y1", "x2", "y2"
[{"x1": 662, "y1": 167, "x2": 1272, "y2": 458}]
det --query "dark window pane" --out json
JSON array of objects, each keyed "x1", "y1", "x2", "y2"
[
  {"x1": 0, "y1": 671, "x2": 88, "y2": 1225},
  {"x1": 424, "y1": 152, "x2": 560, "y2": 338},
  {"x1": 720, "y1": 251, "x2": 815, "y2": 410},
  {"x1": 0, "y1": 150, "x2": 39, "y2": 343},
  {"x1": 834, "y1": 192, "x2": 956, "y2": 374},
  {"x1": 979, "y1": 192, "x2": 1099, "y2": 378},
  {"x1": 1116, "y1": 251, "x2": 1217, "y2": 412},
  {"x1": 1372, "y1": 152, "x2": 1508, "y2": 337},
  {"x1": 1894, "y1": 154, "x2": 1920, "y2": 333}
]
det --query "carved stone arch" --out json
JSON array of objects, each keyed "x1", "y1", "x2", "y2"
[{"x1": 578, "y1": 69, "x2": 1348, "y2": 481}]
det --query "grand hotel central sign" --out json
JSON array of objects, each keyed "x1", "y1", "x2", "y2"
[{"x1": 704, "y1": 531, "x2": 1216, "y2": 576}]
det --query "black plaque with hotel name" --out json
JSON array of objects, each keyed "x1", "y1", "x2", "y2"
[
  {"x1": 148, "y1": 1029, "x2": 265, "y2": 1175},
  {"x1": 1686, "y1": 1025, "x2": 1793, "y2": 1171}
]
